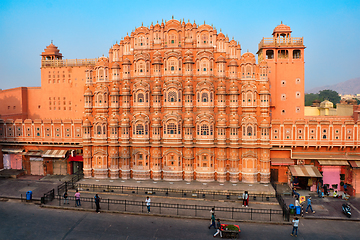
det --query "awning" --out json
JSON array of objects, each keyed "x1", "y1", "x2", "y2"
[
  {"x1": 68, "y1": 156, "x2": 83, "y2": 162},
  {"x1": 271, "y1": 158, "x2": 294, "y2": 166},
  {"x1": 1, "y1": 148, "x2": 24, "y2": 154},
  {"x1": 22, "y1": 151, "x2": 43, "y2": 157},
  {"x1": 289, "y1": 165, "x2": 322, "y2": 178},
  {"x1": 42, "y1": 150, "x2": 68, "y2": 158},
  {"x1": 318, "y1": 160, "x2": 349, "y2": 166},
  {"x1": 349, "y1": 161, "x2": 360, "y2": 168}
]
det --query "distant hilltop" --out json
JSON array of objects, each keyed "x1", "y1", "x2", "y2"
[{"x1": 306, "y1": 77, "x2": 360, "y2": 95}]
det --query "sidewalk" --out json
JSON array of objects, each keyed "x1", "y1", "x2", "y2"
[
  {"x1": 0, "y1": 175, "x2": 70, "y2": 200},
  {"x1": 77, "y1": 178, "x2": 276, "y2": 195},
  {"x1": 284, "y1": 194, "x2": 360, "y2": 221}
]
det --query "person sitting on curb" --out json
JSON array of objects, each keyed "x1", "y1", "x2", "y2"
[{"x1": 333, "y1": 190, "x2": 338, "y2": 198}]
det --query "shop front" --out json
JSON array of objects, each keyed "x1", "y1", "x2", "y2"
[
  {"x1": 42, "y1": 150, "x2": 68, "y2": 175},
  {"x1": 2, "y1": 148, "x2": 23, "y2": 170},
  {"x1": 68, "y1": 155, "x2": 83, "y2": 174},
  {"x1": 318, "y1": 160, "x2": 349, "y2": 191},
  {"x1": 22, "y1": 150, "x2": 44, "y2": 175},
  {"x1": 289, "y1": 165, "x2": 322, "y2": 191}
]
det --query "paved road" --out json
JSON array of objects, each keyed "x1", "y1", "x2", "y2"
[{"x1": 0, "y1": 200, "x2": 359, "y2": 240}]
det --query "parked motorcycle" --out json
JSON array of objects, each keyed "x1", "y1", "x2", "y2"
[{"x1": 342, "y1": 203, "x2": 351, "y2": 218}]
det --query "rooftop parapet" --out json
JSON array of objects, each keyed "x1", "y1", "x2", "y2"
[
  {"x1": 258, "y1": 37, "x2": 303, "y2": 49},
  {"x1": 41, "y1": 58, "x2": 98, "y2": 68}
]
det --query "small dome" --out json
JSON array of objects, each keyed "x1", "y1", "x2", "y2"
[
  {"x1": 229, "y1": 81, "x2": 239, "y2": 92},
  {"x1": 217, "y1": 32, "x2": 225, "y2": 39},
  {"x1": 111, "y1": 62, "x2": 120, "y2": 69},
  {"x1": 110, "y1": 115, "x2": 119, "y2": 125},
  {"x1": 273, "y1": 23, "x2": 292, "y2": 35},
  {"x1": 122, "y1": 58, "x2": 132, "y2": 65},
  {"x1": 84, "y1": 87, "x2": 93, "y2": 96},
  {"x1": 216, "y1": 55, "x2": 226, "y2": 63},
  {"x1": 83, "y1": 118, "x2": 92, "y2": 126},
  {"x1": 113, "y1": 43, "x2": 120, "y2": 49},
  {"x1": 41, "y1": 42, "x2": 63, "y2": 57},
  {"x1": 111, "y1": 83, "x2": 119, "y2": 93}
]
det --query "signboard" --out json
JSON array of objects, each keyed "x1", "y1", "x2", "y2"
[{"x1": 299, "y1": 195, "x2": 306, "y2": 204}]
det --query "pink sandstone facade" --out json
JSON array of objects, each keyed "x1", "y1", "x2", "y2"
[{"x1": 0, "y1": 19, "x2": 359, "y2": 195}]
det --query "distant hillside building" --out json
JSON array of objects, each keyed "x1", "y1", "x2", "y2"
[{"x1": 0, "y1": 19, "x2": 359, "y2": 195}]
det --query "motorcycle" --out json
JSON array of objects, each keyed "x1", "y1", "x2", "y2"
[{"x1": 342, "y1": 203, "x2": 351, "y2": 218}]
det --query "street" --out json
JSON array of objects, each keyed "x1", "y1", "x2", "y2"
[{"x1": 0, "y1": 200, "x2": 359, "y2": 240}]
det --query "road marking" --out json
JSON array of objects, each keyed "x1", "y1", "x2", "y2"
[
  {"x1": 153, "y1": 228, "x2": 158, "y2": 239},
  {"x1": 348, "y1": 202, "x2": 360, "y2": 214},
  {"x1": 61, "y1": 213, "x2": 88, "y2": 240}
]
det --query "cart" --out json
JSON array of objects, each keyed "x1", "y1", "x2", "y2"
[{"x1": 220, "y1": 224, "x2": 241, "y2": 239}]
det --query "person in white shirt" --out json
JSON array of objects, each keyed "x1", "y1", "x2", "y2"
[
  {"x1": 145, "y1": 196, "x2": 151, "y2": 213},
  {"x1": 291, "y1": 217, "x2": 299, "y2": 237}
]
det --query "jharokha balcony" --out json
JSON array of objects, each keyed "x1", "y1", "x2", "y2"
[{"x1": 258, "y1": 37, "x2": 304, "y2": 49}]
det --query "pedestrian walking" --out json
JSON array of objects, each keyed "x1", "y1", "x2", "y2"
[
  {"x1": 208, "y1": 212, "x2": 216, "y2": 229},
  {"x1": 213, "y1": 219, "x2": 222, "y2": 238},
  {"x1": 63, "y1": 191, "x2": 69, "y2": 205},
  {"x1": 145, "y1": 196, "x2": 151, "y2": 213},
  {"x1": 94, "y1": 194, "x2": 101, "y2": 213},
  {"x1": 210, "y1": 207, "x2": 215, "y2": 216},
  {"x1": 305, "y1": 197, "x2": 315, "y2": 213},
  {"x1": 75, "y1": 190, "x2": 81, "y2": 207},
  {"x1": 291, "y1": 217, "x2": 299, "y2": 237}
]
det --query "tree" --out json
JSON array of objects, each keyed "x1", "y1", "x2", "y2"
[
  {"x1": 305, "y1": 93, "x2": 320, "y2": 106},
  {"x1": 318, "y1": 89, "x2": 341, "y2": 104},
  {"x1": 305, "y1": 89, "x2": 341, "y2": 106}
]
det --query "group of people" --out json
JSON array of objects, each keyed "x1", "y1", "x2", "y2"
[{"x1": 63, "y1": 190, "x2": 101, "y2": 213}]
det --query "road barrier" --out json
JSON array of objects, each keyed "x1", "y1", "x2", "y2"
[{"x1": 53, "y1": 195, "x2": 286, "y2": 222}]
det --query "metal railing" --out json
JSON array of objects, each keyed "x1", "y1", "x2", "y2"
[
  {"x1": 271, "y1": 182, "x2": 290, "y2": 221},
  {"x1": 54, "y1": 195, "x2": 285, "y2": 222},
  {"x1": 57, "y1": 171, "x2": 84, "y2": 196},
  {"x1": 41, "y1": 189, "x2": 55, "y2": 204},
  {"x1": 74, "y1": 183, "x2": 276, "y2": 202}
]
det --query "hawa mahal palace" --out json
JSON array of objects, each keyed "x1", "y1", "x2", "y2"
[{"x1": 1, "y1": 19, "x2": 359, "y2": 195}]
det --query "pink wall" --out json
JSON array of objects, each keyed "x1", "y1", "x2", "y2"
[{"x1": 322, "y1": 166, "x2": 341, "y2": 190}]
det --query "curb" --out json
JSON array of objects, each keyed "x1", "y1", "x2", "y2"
[
  {"x1": 302, "y1": 216, "x2": 360, "y2": 222},
  {"x1": 69, "y1": 189, "x2": 279, "y2": 206},
  {"x1": 40, "y1": 204, "x2": 292, "y2": 225},
  {"x1": 0, "y1": 196, "x2": 42, "y2": 204}
]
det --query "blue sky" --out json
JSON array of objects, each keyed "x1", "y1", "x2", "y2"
[{"x1": 0, "y1": 0, "x2": 359, "y2": 91}]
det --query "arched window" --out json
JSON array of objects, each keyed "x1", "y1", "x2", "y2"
[
  {"x1": 201, "y1": 92, "x2": 208, "y2": 102},
  {"x1": 136, "y1": 124, "x2": 144, "y2": 135},
  {"x1": 97, "y1": 126, "x2": 101, "y2": 135},
  {"x1": 247, "y1": 126, "x2": 252, "y2": 136},
  {"x1": 168, "y1": 91, "x2": 177, "y2": 102},
  {"x1": 167, "y1": 123, "x2": 176, "y2": 134},
  {"x1": 201, "y1": 124, "x2": 209, "y2": 135},
  {"x1": 137, "y1": 93, "x2": 144, "y2": 102}
]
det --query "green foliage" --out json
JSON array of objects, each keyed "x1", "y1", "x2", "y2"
[
  {"x1": 318, "y1": 90, "x2": 341, "y2": 104},
  {"x1": 305, "y1": 93, "x2": 319, "y2": 106},
  {"x1": 305, "y1": 89, "x2": 341, "y2": 106},
  {"x1": 226, "y1": 225, "x2": 239, "y2": 231}
]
